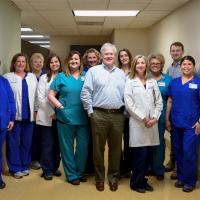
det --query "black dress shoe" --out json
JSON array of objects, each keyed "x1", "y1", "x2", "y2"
[
  {"x1": 53, "y1": 170, "x2": 62, "y2": 177},
  {"x1": 0, "y1": 181, "x2": 6, "y2": 189},
  {"x1": 43, "y1": 174, "x2": 53, "y2": 180},
  {"x1": 132, "y1": 187, "x2": 146, "y2": 193},
  {"x1": 145, "y1": 183, "x2": 154, "y2": 191},
  {"x1": 80, "y1": 176, "x2": 87, "y2": 182}
]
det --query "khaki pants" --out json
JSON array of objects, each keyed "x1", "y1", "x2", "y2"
[{"x1": 90, "y1": 109, "x2": 125, "y2": 183}]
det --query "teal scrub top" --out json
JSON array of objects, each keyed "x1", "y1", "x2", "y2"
[
  {"x1": 157, "y1": 73, "x2": 171, "y2": 122},
  {"x1": 50, "y1": 72, "x2": 88, "y2": 125}
]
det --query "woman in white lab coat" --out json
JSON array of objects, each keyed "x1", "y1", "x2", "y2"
[{"x1": 124, "y1": 55, "x2": 163, "y2": 193}]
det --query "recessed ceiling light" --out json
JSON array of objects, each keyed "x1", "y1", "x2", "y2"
[
  {"x1": 21, "y1": 28, "x2": 33, "y2": 32},
  {"x1": 73, "y1": 10, "x2": 140, "y2": 17},
  {"x1": 21, "y1": 35, "x2": 44, "y2": 38},
  {"x1": 29, "y1": 41, "x2": 50, "y2": 44}
]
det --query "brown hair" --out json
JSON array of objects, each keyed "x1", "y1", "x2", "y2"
[
  {"x1": 46, "y1": 53, "x2": 62, "y2": 82},
  {"x1": 170, "y1": 41, "x2": 184, "y2": 52},
  {"x1": 10, "y1": 53, "x2": 30, "y2": 72},
  {"x1": 64, "y1": 50, "x2": 83, "y2": 76},
  {"x1": 118, "y1": 48, "x2": 133, "y2": 69},
  {"x1": 129, "y1": 55, "x2": 149, "y2": 79}
]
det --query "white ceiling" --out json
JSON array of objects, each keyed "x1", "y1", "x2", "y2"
[{"x1": 11, "y1": 0, "x2": 190, "y2": 37}]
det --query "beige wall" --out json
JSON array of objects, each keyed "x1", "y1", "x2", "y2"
[
  {"x1": 148, "y1": 0, "x2": 200, "y2": 171},
  {"x1": 113, "y1": 29, "x2": 149, "y2": 58},
  {"x1": 50, "y1": 35, "x2": 110, "y2": 63},
  {"x1": 0, "y1": 0, "x2": 21, "y2": 74},
  {"x1": 148, "y1": 0, "x2": 200, "y2": 72}
]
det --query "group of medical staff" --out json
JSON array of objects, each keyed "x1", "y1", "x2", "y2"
[{"x1": 0, "y1": 42, "x2": 199, "y2": 193}]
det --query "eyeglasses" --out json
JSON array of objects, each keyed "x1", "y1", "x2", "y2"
[{"x1": 150, "y1": 62, "x2": 161, "y2": 66}]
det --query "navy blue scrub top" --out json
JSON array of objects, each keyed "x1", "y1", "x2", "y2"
[
  {"x1": 168, "y1": 76, "x2": 200, "y2": 129},
  {"x1": 22, "y1": 74, "x2": 30, "y2": 120}
]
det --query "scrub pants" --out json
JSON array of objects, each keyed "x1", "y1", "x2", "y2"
[
  {"x1": 57, "y1": 122, "x2": 89, "y2": 182},
  {"x1": 120, "y1": 117, "x2": 131, "y2": 176},
  {"x1": 150, "y1": 120, "x2": 165, "y2": 176},
  {"x1": 6, "y1": 120, "x2": 34, "y2": 173},
  {"x1": 130, "y1": 146, "x2": 151, "y2": 190},
  {"x1": 39, "y1": 120, "x2": 60, "y2": 176},
  {"x1": 172, "y1": 126, "x2": 200, "y2": 187},
  {"x1": 31, "y1": 123, "x2": 41, "y2": 163},
  {"x1": 0, "y1": 130, "x2": 6, "y2": 182}
]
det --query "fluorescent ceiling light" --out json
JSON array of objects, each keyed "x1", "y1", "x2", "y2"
[
  {"x1": 40, "y1": 45, "x2": 50, "y2": 48},
  {"x1": 21, "y1": 28, "x2": 33, "y2": 32},
  {"x1": 29, "y1": 41, "x2": 50, "y2": 44},
  {"x1": 21, "y1": 35, "x2": 44, "y2": 38},
  {"x1": 73, "y1": 10, "x2": 139, "y2": 17}
]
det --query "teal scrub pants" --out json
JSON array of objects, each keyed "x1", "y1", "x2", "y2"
[
  {"x1": 150, "y1": 120, "x2": 166, "y2": 176},
  {"x1": 57, "y1": 122, "x2": 89, "y2": 182}
]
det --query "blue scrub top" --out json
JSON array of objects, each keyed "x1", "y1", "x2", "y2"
[
  {"x1": 157, "y1": 73, "x2": 171, "y2": 122},
  {"x1": 83, "y1": 66, "x2": 89, "y2": 73},
  {"x1": 50, "y1": 72, "x2": 88, "y2": 125},
  {"x1": 168, "y1": 76, "x2": 200, "y2": 129},
  {"x1": 22, "y1": 75, "x2": 30, "y2": 120},
  {"x1": 0, "y1": 76, "x2": 16, "y2": 131}
]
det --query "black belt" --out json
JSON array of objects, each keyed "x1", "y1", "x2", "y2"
[{"x1": 93, "y1": 107, "x2": 124, "y2": 113}]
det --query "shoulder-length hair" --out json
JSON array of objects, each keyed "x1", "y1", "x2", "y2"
[
  {"x1": 129, "y1": 55, "x2": 149, "y2": 79},
  {"x1": 118, "y1": 48, "x2": 133, "y2": 69},
  {"x1": 10, "y1": 53, "x2": 30, "y2": 72},
  {"x1": 64, "y1": 50, "x2": 83, "y2": 76},
  {"x1": 46, "y1": 53, "x2": 62, "y2": 82},
  {"x1": 82, "y1": 48, "x2": 101, "y2": 66},
  {"x1": 147, "y1": 53, "x2": 165, "y2": 73}
]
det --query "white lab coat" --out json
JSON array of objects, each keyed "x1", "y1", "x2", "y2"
[
  {"x1": 4, "y1": 72, "x2": 38, "y2": 121},
  {"x1": 124, "y1": 77, "x2": 163, "y2": 147},
  {"x1": 36, "y1": 74, "x2": 55, "y2": 126}
]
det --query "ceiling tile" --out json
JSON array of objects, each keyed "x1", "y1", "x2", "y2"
[
  {"x1": 108, "y1": 3, "x2": 149, "y2": 10},
  {"x1": 78, "y1": 25, "x2": 102, "y2": 35},
  {"x1": 104, "y1": 17, "x2": 134, "y2": 28}
]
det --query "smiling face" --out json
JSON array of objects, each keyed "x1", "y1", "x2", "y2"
[
  {"x1": 87, "y1": 52, "x2": 98, "y2": 67},
  {"x1": 181, "y1": 59, "x2": 195, "y2": 77},
  {"x1": 49, "y1": 56, "x2": 60, "y2": 72},
  {"x1": 32, "y1": 58, "x2": 44, "y2": 72},
  {"x1": 119, "y1": 51, "x2": 130, "y2": 67},
  {"x1": 14, "y1": 56, "x2": 26, "y2": 73},
  {"x1": 135, "y1": 57, "x2": 147, "y2": 77},
  {"x1": 149, "y1": 58, "x2": 162, "y2": 75},
  {"x1": 69, "y1": 53, "x2": 81, "y2": 72},
  {"x1": 101, "y1": 47, "x2": 116, "y2": 68},
  {"x1": 170, "y1": 45, "x2": 184, "y2": 62}
]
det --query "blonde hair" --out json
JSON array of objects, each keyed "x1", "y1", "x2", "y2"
[
  {"x1": 148, "y1": 53, "x2": 165, "y2": 72},
  {"x1": 129, "y1": 55, "x2": 149, "y2": 79},
  {"x1": 30, "y1": 53, "x2": 44, "y2": 70}
]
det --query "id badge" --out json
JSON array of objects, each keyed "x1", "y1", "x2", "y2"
[
  {"x1": 158, "y1": 82, "x2": 165, "y2": 87},
  {"x1": 189, "y1": 83, "x2": 198, "y2": 89}
]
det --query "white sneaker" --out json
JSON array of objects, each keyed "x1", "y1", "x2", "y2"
[
  {"x1": 22, "y1": 170, "x2": 29, "y2": 176},
  {"x1": 13, "y1": 171, "x2": 23, "y2": 179}
]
